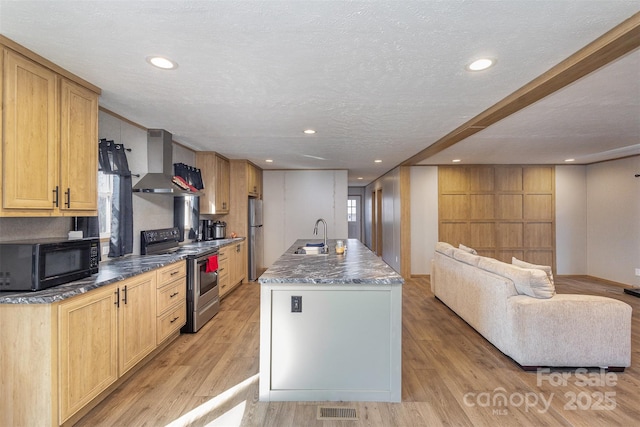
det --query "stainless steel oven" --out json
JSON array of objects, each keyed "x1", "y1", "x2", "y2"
[
  {"x1": 141, "y1": 227, "x2": 220, "y2": 333},
  {"x1": 184, "y1": 249, "x2": 220, "y2": 332}
]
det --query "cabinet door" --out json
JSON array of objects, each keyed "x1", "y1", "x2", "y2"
[
  {"x1": 60, "y1": 78, "x2": 98, "y2": 212},
  {"x1": 216, "y1": 155, "x2": 230, "y2": 213},
  {"x1": 2, "y1": 49, "x2": 58, "y2": 210},
  {"x1": 58, "y1": 284, "x2": 118, "y2": 423},
  {"x1": 232, "y1": 241, "x2": 246, "y2": 285},
  {"x1": 118, "y1": 271, "x2": 157, "y2": 375}
]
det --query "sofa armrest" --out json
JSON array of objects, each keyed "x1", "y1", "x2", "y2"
[{"x1": 506, "y1": 294, "x2": 632, "y2": 368}]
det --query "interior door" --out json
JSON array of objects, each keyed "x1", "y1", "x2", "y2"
[{"x1": 347, "y1": 196, "x2": 362, "y2": 241}]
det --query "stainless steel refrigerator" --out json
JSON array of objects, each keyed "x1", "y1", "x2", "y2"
[{"x1": 248, "y1": 198, "x2": 263, "y2": 281}]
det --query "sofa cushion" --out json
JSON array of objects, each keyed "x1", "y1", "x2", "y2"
[
  {"x1": 478, "y1": 258, "x2": 555, "y2": 298},
  {"x1": 452, "y1": 249, "x2": 481, "y2": 266},
  {"x1": 458, "y1": 244, "x2": 478, "y2": 254},
  {"x1": 512, "y1": 257, "x2": 554, "y2": 285},
  {"x1": 435, "y1": 241, "x2": 455, "y2": 257}
]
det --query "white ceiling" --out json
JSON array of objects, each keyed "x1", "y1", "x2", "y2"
[{"x1": 1, "y1": 1, "x2": 638, "y2": 185}]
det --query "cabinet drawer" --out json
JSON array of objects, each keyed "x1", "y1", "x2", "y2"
[
  {"x1": 157, "y1": 301, "x2": 186, "y2": 344},
  {"x1": 156, "y1": 278, "x2": 185, "y2": 316},
  {"x1": 157, "y1": 261, "x2": 186, "y2": 287}
]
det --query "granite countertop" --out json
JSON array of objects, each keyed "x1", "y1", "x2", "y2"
[
  {"x1": 0, "y1": 237, "x2": 244, "y2": 305},
  {"x1": 259, "y1": 238, "x2": 404, "y2": 285}
]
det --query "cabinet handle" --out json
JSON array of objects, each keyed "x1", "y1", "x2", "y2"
[
  {"x1": 170, "y1": 316, "x2": 180, "y2": 324},
  {"x1": 53, "y1": 186, "x2": 59, "y2": 207},
  {"x1": 169, "y1": 292, "x2": 179, "y2": 298},
  {"x1": 64, "y1": 188, "x2": 71, "y2": 208},
  {"x1": 122, "y1": 285, "x2": 128, "y2": 305},
  {"x1": 114, "y1": 288, "x2": 120, "y2": 308},
  {"x1": 170, "y1": 270, "x2": 180, "y2": 276},
  {"x1": 219, "y1": 268, "x2": 225, "y2": 272}
]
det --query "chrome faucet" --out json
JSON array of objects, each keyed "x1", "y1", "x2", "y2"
[{"x1": 313, "y1": 218, "x2": 328, "y2": 253}]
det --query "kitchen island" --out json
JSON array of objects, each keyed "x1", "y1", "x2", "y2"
[{"x1": 258, "y1": 238, "x2": 404, "y2": 402}]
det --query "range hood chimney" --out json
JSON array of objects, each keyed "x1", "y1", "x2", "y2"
[{"x1": 132, "y1": 129, "x2": 202, "y2": 196}]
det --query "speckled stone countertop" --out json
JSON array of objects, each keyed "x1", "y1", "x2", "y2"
[
  {"x1": 259, "y1": 238, "x2": 404, "y2": 285},
  {"x1": 0, "y1": 238, "x2": 244, "y2": 304}
]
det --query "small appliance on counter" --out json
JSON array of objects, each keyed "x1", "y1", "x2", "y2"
[
  {"x1": 199, "y1": 220, "x2": 226, "y2": 241},
  {"x1": 0, "y1": 237, "x2": 99, "y2": 292},
  {"x1": 212, "y1": 221, "x2": 226, "y2": 239}
]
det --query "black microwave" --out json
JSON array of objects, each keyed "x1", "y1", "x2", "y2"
[{"x1": 0, "y1": 237, "x2": 99, "y2": 292}]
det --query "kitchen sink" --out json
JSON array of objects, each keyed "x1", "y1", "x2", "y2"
[{"x1": 293, "y1": 247, "x2": 329, "y2": 255}]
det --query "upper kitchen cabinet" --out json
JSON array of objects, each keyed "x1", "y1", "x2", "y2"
[
  {"x1": 196, "y1": 152, "x2": 230, "y2": 215},
  {"x1": 0, "y1": 37, "x2": 101, "y2": 217},
  {"x1": 247, "y1": 161, "x2": 263, "y2": 198}
]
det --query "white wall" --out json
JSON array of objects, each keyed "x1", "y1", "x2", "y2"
[
  {"x1": 410, "y1": 166, "x2": 439, "y2": 275},
  {"x1": 555, "y1": 166, "x2": 588, "y2": 274},
  {"x1": 586, "y1": 157, "x2": 640, "y2": 286},
  {"x1": 263, "y1": 170, "x2": 348, "y2": 267}
]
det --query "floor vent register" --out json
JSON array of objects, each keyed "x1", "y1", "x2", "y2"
[{"x1": 317, "y1": 406, "x2": 359, "y2": 420}]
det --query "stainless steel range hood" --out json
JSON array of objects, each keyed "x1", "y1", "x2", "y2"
[{"x1": 133, "y1": 129, "x2": 202, "y2": 196}]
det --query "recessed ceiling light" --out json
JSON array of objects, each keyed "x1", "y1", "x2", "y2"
[
  {"x1": 564, "y1": 158, "x2": 575, "y2": 162},
  {"x1": 374, "y1": 159, "x2": 382, "y2": 163},
  {"x1": 303, "y1": 129, "x2": 316, "y2": 134},
  {"x1": 357, "y1": 177, "x2": 363, "y2": 180},
  {"x1": 146, "y1": 56, "x2": 178, "y2": 70},
  {"x1": 452, "y1": 159, "x2": 462, "y2": 163},
  {"x1": 467, "y1": 58, "x2": 495, "y2": 71},
  {"x1": 265, "y1": 159, "x2": 273, "y2": 163}
]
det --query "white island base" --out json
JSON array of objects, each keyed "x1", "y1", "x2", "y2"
[{"x1": 259, "y1": 282, "x2": 402, "y2": 402}]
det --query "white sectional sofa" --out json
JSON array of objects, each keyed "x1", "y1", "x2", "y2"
[{"x1": 431, "y1": 242, "x2": 632, "y2": 370}]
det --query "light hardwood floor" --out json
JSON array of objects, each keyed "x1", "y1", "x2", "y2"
[{"x1": 75, "y1": 276, "x2": 640, "y2": 426}]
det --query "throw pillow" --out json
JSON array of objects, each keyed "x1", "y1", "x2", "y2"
[
  {"x1": 458, "y1": 244, "x2": 478, "y2": 255},
  {"x1": 478, "y1": 258, "x2": 555, "y2": 298},
  {"x1": 512, "y1": 257, "x2": 554, "y2": 285}
]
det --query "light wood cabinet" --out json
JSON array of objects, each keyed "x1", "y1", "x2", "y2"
[
  {"x1": 59, "y1": 78, "x2": 99, "y2": 212},
  {"x1": 155, "y1": 262, "x2": 187, "y2": 344},
  {"x1": 247, "y1": 162, "x2": 262, "y2": 197},
  {"x1": 117, "y1": 271, "x2": 157, "y2": 375},
  {"x1": 1, "y1": 45, "x2": 99, "y2": 216},
  {"x1": 58, "y1": 271, "x2": 157, "y2": 424},
  {"x1": 58, "y1": 284, "x2": 119, "y2": 423},
  {"x1": 196, "y1": 152, "x2": 230, "y2": 214},
  {"x1": 0, "y1": 260, "x2": 186, "y2": 427},
  {"x1": 231, "y1": 241, "x2": 246, "y2": 287},
  {"x1": 218, "y1": 241, "x2": 245, "y2": 299},
  {"x1": 218, "y1": 246, "x2": 231, "y2": 297}
]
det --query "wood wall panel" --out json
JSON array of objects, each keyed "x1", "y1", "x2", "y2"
[
  {"x1": 440, "y1": 195, "x2": 469, "y2": 220},
  {"x1": 438, "y1": 165, "x2": 555, "y2": 271},
  {"x1": 439, "y1": 222, "x2": 469, "y2": 248},
  {"x1": 495, "y1": 167, "x2": 523, "y2": 191},
  {"x1": 496, "y1": 194, "x2": 523, "y2": 219},
  {"x1": 469, "y1": 223, "x2": 495, "y2": 248},
  {"x1": 469, "y1": 195, "x2": 494, "y2": 219},
  {"x1": 524, "y1": 166, "x2": 554, "y2": 192},
  {"x1": 524, "y1": 194, "x2": 553, "y2": 220},
  {"x1": 525, "y1": 223, "x2": 553, "y2": 248}
]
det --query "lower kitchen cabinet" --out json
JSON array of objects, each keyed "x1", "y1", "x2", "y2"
[
  {"x1": 0, "y1": 260, "x2": 186, "y2": 427},
  {"x1": 155, "y1": 262, "x2": 187, "y2": 344},
  {"x1": 58, "y1": 284, "x2": 119, "y2": 423},
  {"x1": 117, "y1": 271, "x2": 157, "y2": 375},
  {"x1": 218, "y1": 241, "x2": 245, "y2": 299},
  {"x1": 59, "y1": 271, "x2": 157, "y2": 423}
]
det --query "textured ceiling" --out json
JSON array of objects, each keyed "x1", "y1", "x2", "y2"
[{"x1": 0, "y1": 1, "x2": 638, "y2": 185}]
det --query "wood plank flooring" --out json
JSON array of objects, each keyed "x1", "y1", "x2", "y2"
[{"x1": 75, "y1": 276, "x2": 640, "y2": 426}]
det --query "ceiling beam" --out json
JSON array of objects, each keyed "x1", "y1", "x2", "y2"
[{"x1": 401, "y1": 11, "x2": 640, "y2": 166}]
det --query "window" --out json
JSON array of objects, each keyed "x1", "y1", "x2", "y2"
[
  {"x1": 347, "y1": 198, "x2": 357, "y2": 222},
  {"x1": 98, "y1": 171, "x2": 113, "y2": 238}
]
